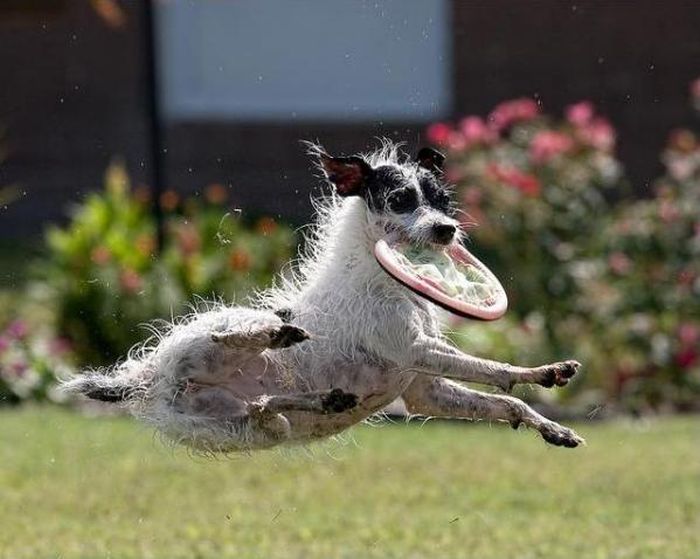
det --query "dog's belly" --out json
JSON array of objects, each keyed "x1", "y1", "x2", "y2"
[
  {"x1": 285, "y1": 362, "x2": 416, "y2": 441},
  {"x1": 214, "y1": 356, "x2": 416, "y2": 442}
]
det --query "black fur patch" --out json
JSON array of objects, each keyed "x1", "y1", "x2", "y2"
[
  {"x1": 361, "y1": 165, "x2": 454, "y2": 216},
  {"x1": 321, "y1": 388, "x2": 358, "y2": 413},
  {"x1": 418, "y1": 171, "x2": 454, "y2": 215}
]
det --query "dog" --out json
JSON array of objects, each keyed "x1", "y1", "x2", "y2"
[{"x1": 64, "y1": 142, "x2": 584, "y2": 452}]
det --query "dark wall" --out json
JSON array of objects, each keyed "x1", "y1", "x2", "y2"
[
  {"x1": 452, "y1": 1, "x2": 700, "y2": 190},
  {"x1": 2, "y1": 1, "x2": 700, "y2": 238},
  {"x1": 0, "y1": 1, "x2": 148, "y2": 237}
]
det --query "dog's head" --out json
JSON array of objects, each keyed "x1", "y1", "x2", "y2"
[{"x1": 314, "y1": 145, "x2": 461, "y2": 247}]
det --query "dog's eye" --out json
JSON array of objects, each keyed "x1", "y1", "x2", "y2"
[{"x1": 387, "y1": 188, "x2": 418, "y2": 213}]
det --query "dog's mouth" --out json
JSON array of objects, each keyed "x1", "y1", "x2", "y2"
[{"x1": 374, "y1": 236, "x2": 508, "y2": 320}]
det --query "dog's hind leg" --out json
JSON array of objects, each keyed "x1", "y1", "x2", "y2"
[
  {"x1": 211, "y1": 323, "x2": 310, "y2": 351},
  {"x1": 401, "y1": 375, "x2": 584, "y2": 448},
  {"x1": 252, "y1": 388, "x2": 358, "y2": 415},
  {"x1": 174, "y1": 387, "x2": 359, "y2": 451}
]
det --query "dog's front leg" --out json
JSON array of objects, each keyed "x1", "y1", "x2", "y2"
[
  {"x1": 409, "y1": 336, "x2": 580, "y2": 391},
  {"x1": 402, "y1": 375, "x2": 584, "y2": 448}
]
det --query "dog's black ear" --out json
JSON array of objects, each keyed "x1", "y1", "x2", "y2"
[
  {"x1": 319, "y1": 154, "x2": 373, "y2": 197},
  {"x1": 416, "y1": 147, "x2": 445, "y2": 174}
]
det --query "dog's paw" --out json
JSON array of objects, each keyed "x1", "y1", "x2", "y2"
[
  {"x1": 539, "y1": 422, "x2": 585, "y2": 448},
  {"x1": 269, "y1": 325, "x2": 311, "y2": 349},
  {"x1": 536, "y1": 360, "x2": 581, "y2": 388},
  {"x1": 321, "y1": 388, "x2": 358, "y2": 414}
]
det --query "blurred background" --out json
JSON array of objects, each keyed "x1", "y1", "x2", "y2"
[
  {"x1": 1, "y1": 0, "x2": 698, "y2": 411},
  {"x1": 1, "y1": 0, "x2": 700, "y2": 232},
  {"x1": 1, "y1": 2, "x2": 699, "y2": 557}
]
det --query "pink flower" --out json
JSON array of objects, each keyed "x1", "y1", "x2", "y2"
[
  {"x1": 513, "y1": 173, "x2": 541, "y2": 197},
  {"x1": 459, "y1": 116, "x2": 492, "y2": 146},
  {"x1": 10, "y1": 361, "x2": 27, "y2": 377},
  {"x1": 488, "y1": 98, "x2": 540, "y2": 132},
  {"x1": 175, "y1": 223, "x2": 201, "y2": 256},
  {"x1": 678, "y1": 323, "x2": 700, "y2": 347},
  {"x1": 119, "y1": 268, "x2": 143, "y2": 294},
  {"x1": 446, "y1": 130, "x2": 467, "y2": 151},
  {"x1": 578, "y1": 117, "x2": 615, "y2": 151},
  {"x1": 6, "y1": 320, "x2": 28, "y2": 340},
  {"x1": 426, "y1": 122, "x2": 452, "y2": 147},
  {"x1": 90, "y1": 246, "x2": 111, "y2": 265},
  {"x1": 0, "y1": 335, "x2": 10, "y2": 354},
  {"x1": 658, "y1": 200, "x2": 680, "y2": 223},
  {"x1": 692, "y1": 77, "x2": 700, "y2": 111},
  {"x1": 608, "y1": 252, "x2": 632, "y2": 275},
  {"x1": 690, "y1": 77, "x2": 700, "y2": 100},
  {"x1": 667, "y1": 157, "x2": 694, "y2": 182},
  {"x1": 529, "y1": 130, "x2": 575, "y2": 164},
  {"x1": 565, "y1": 101, "x2": 594, "y2": 126},
  {"x1": 488, "y1": 164, "x2": 541, "y2": 197},
  {"x1": 676, "y1": 348, "x2": 698, "y2": 369},
  {"x1": 678, "y1": 267, "x2": 696, "y2": 287},
  {"x1": 668, "y1": 129, "x2": 697, "y2": 153},
  {"x1": 49, "y1": 337, "x2": 72, "y2": 356}
]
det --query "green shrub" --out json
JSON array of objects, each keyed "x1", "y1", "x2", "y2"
[{"x1": 38, "y1": 162, "x2": 295, "y2": 366}]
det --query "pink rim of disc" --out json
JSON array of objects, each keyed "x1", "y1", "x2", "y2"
[{"x1": 374, "y1": 238, "x2": 508, "y2": 321}]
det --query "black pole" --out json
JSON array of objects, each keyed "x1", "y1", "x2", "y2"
[{"x1": 142, "y1": 0, "x2": 165, "y2": 252}]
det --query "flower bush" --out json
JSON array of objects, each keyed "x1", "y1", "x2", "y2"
[
  {"x1": 37, "y1": 162, "x2": 295, "y2": 366},
  {"x1": 588, "y1": 110, "x2": 700, "y2": 411},
  {"x1": 0, "y1": 319, "x2": 74, "y2": 405},
  {"x1": 428, "y1": 99, "x2": 625, "y2": 363},
  {"x1": 430, "y1": 87, "x2": 700, "y2": 412}
]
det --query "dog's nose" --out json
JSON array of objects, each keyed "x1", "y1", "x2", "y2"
[{"x1": 433, "y1": 223, "x2": 456, "y2": 244}]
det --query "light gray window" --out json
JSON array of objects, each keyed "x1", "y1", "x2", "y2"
[{"x1": 158, "y1": 0, "x2": 451, "y2": 121}]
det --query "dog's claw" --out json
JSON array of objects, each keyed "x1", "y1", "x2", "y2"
[
  {"x1": 321, "y1": 388, "x2": 358, "y2": 414},
  {"x1": 269, "y1": 325, "x2": 311, "y2": 349},
  {"x1": 211, "y1": 324, "x2": 310, "y2": 350},
  {"x1": 540, "y1": 423, "x2": 585, "y2": 448},
  {"x1": 537, "y1": 360, "x2": 581, "y2": 388},
  {"x1": 560, "y1": 360, "x2": 580, "y2": 379}
]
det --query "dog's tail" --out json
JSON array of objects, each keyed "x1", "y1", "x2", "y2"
[{"x1": 61, "y1": 362, "x2": 148, "y2": 403}]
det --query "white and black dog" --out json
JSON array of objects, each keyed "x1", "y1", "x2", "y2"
[{"x1": 64, "y1": 142, "x2": 584, "y2": 452}]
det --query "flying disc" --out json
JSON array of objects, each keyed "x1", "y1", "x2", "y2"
[{"x1": 374, "y1": 238, "x2": 508, "y2": 320}]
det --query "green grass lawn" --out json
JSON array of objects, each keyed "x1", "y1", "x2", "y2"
[{"x1": 1, "y1": 408, "x2": 698, "y2": 559}]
